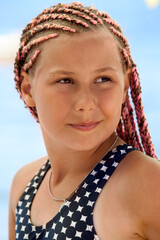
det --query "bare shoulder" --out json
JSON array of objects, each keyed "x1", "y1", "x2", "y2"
[
  {"x1": 94, "y1": 149, "x2": 160, "y2": 240},
  {"x1": 9, "y1": 156, "x2": 48, "y2": 215},
  {"x1": 123, "y1": 150, "x2": 160, "y2": 239}
]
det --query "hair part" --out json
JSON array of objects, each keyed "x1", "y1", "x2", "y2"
[{"x1": 14, "y1": 2, "x2": 157, "y2": 158}]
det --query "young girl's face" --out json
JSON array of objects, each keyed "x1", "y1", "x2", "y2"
[{"x1": 23, "y1": 30, "x2": 129, "y2": 152}]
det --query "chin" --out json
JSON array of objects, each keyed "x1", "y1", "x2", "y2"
[{"x1": 65, "y1": 138, "x2": 103, "y2": 152}]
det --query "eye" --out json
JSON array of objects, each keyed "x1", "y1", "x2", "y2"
[
  {"x1": 96, "y1": 76, "x2": 111, "y2": 83},
  {"x1": 57, "y1": 78, "x2": 73, "y2": 84}
]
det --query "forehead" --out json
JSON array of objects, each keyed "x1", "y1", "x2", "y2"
[{"x1": 35, "y1": 30, "x2": 122, "y2": 75}]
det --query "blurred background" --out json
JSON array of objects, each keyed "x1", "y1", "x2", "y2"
[{"x1": 0, "y1": 0, "x2": 160, "y2": 238}]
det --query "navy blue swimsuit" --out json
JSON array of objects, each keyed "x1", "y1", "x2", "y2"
[{"x1": 15, "y1": 144, "x2": 135, "y2": 239}]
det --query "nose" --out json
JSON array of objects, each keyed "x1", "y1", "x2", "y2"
[{"x1": 73, "y1": 88, "x2": 96, "y2": 112}]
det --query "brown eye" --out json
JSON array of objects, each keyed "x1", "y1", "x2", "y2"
[
  {"x1": 96, "y1": 76, "x2": 111, "y2": 83},
  {"x1": 57, "y1": 78, "x2": 73, "y2": 84}
]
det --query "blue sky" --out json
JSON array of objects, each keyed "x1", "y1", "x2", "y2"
[{"x1": 0, "y1": 0, "x2": 160, "y2": 238}]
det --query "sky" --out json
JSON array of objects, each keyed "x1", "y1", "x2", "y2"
[{"x1": 0, "y1": 0, "x2": 160, "y2": 238}]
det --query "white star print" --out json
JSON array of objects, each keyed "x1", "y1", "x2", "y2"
[
  {"x1": 103, "y1": 174, "x2": 110, "y2": 180},
  {"x1": 45, "y1": 232, "x2": 49, "y2": 238},
  {"x1": 94, "y1": 234, "x2": 100, "y2": 240},
  {"x1": 87, "y1": 200, "x2": 94, "y2": 207},
  {"x1": 80, "y1": 215, "x2": 87, "y2": 221},
  {"x1": 100, "y1": 160, "x2": 105, "y2": 164},
  {"x1": 33, "y1": 189, "x2": 37, "y2": 194},
  {"x1": 32, "y1": 225, "x2": 36, "y2": 231},
  {"x1": 40, "y1": 171, "x2": 45, "y2": 176},
  {"x1": 59, "y1": 216, "x2": 64, "y2": 223},
  {"x1": 28, "y1": 218, "x2": 31, "y2": 224},
  {"x1": 75, "y1": 196, "x2": 80, "y2": 202},
  {"x1": 61, "y1": 226, "x2": 67, "y2": 233},
  {"x1": 53, "y1": 233, "x2": 58, "y2": 239},
  {"x1": 70, "y1": 220, "x2": 76, "y2": 227},
  {"x1": 75, "y1": 231, "x2": 82, "y2": 237},
  {"x1": 21, "y1": 225, "x2": 26, "y2": 231},
  {"x1": 109, "y1": 154, "x2": 115, "y2": 159},
  {"x1": 19, "y1": 217, "x2": 24, "y2": 223},
  {"x1": 120, "y1": 149, "x2": 126, "y2": 154},
  {"x1": 24, "y1": 194, "x2": 30, "y2": 200},
  {"x1": 32, "y1": 182, "x2": 38, "y2": 188},
  {"x1": 34, "y1": 176, "x2": 39, "y2": 180},
  {"x1": 68, "y1": 210, "x2": 73, "y2": 217},
  {"x1": 26, "y1": 210, "x2": 30, "y2": 216},
  {"x1": 77, "y1": 206, "x2": 83, "y2": 212},
  {"x1": 24, "y1": 234, "x2": 29, "y2": 239},
  {"x1": 86, "y1": 224, "x2": 93, "y2": 231},
  {"x1": 112, "y1": 161, "x2": 118, "y2": 167},
  {"x1": 36, "y1": 233, "x2": 41, "y2": 239},
  {"x1": 42, "y1": 224, "x2": 46, "y2": 229},
  {"x1": 16, "y1": 233, "x2": 19, "y2": 239},
  {"x1": 51, "y1": 223, "x2": 56, "y2": 229},
  {"x1": 84, "y1": 191, "x2": 91, "y2": 197},
  {"x1": 24, "y1": 187, "x2": 29, "y2": 192},
  {"x1": 95, "y1": 187, "x2": 101, "y2": 193},
  {"x1": 91, "y1": 170, "x2": 97, "y2": 176},
  {"x1": 101, "y1": 165, "x2": 107, "y2": 171},
  {"x1": 25, "y1": 202, "x2": 31, "y2": 208},
  {"x1": 19, "y1": 209, "x2": 23, "y2": 215},
  {"x1": 93, "y1": 179, "x2": 99, "y2": 184},
  {"x1": 82, "y1": 182, "x2": 88, "y2": 188}
]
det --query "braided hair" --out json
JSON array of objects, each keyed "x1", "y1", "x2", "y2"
[{"x1": 14, "y1": 2, "x2": 157, "y2": 158}]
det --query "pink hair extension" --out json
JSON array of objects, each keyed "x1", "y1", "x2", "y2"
[
  {"x1": 14, "y1": 2, "x2": 157, "y2": 158},
  {"x1": 129, "y1": 67, "x2": 156, "y2": 158},
  {"x1": 21, "y1": 33, "x2": 59, "y2": 57},
  {"x1": 122, "y1": 48, "x2": 132, "y2": 68},
  {"x1": 22, "y1": 50, "x2": 40, "y2": 72},
  {"x1": 103, "y1": 18, "x2": 122, "y2": 33},
  {"x1": 57, "y1": 7, "x2": 98, "y2": 25},
  {"x1": 109, "y1": 26, "x2": 129, "y2": 47},
  {"x1": 126, "y1": 95, "x2": 143, "y2": 151},
  {"x1": 22, "y1": 23, "x2": 75, "y2": 47},
  {"x1": 68, "y1": 4, "x2": 103, "y2": 24},
  {"x1": 28, "y1": 13, "x2": 89, "y2": 31},
  {"x1": 117, "y1": 117, "x2": 126, "y2": 142}
]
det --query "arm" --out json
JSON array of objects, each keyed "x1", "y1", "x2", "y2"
[{"x1": 140, "y1": 157, "x2": 160, "y2": 240}]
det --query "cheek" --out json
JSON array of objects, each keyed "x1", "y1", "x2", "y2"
[
  {"x1": 98, "y1": 87, "x2": 123, "y2": 110},
  {"x1": 33, "y1": 86, "x2": 72, "y2": 122}
]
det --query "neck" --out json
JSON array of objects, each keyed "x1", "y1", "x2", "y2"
[{"x1": 43, "y1": 132, "x2": 120, "y2": 184}]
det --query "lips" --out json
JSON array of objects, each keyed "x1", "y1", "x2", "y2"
[{"x1": 70, "y1": 121, "x2": 101, "y2": 131}]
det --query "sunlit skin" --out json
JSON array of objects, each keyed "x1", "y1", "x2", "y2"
[{"x1": 21, "y1": 31, "x2": 129, "y2": 176}]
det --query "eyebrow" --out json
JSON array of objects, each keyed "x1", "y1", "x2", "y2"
[
  {"x1": 94, "y1": 67, "x2": 117, "y2": 73},
  {"x1": 48, "y1": 66, "x2": 117, "y2": 76}
]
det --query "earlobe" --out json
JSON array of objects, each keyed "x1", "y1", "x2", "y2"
[
  {"x1": 123, "y1": 69, "x2": 130, "y2": 103},
  {"x1": 20, "y1": 71, "x2": 35, "y2": 107}
]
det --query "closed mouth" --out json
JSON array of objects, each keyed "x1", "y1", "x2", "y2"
[{"x1": 69, "y1": 121, "x2": 101, "y2": 131}]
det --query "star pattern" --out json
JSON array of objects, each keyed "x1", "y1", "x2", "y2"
[{"x1": 15, "y1": 144, "x2": 135, "y2": 239}]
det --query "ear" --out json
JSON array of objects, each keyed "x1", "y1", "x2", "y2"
[
  {"x1": 123, "y1": 69, "x2": 130, "y2": 103},
  {"x1": 20, "y1": 71, "x2": 36, "y2": 107}
]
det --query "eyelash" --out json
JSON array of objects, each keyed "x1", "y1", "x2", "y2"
[{"x1": 57, "y1": 76, "x2": 111, "y2": 84}]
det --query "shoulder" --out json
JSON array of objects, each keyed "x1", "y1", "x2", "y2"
[
  {"x1": 125, "y1": 150, "x2": 160, "y2": 239},
  {"x1": 9, "y1": 156, "x2": 48, "y2": 216},
  {"x1": 101, "y1": 149, "x2": 160, "y2": 239}
]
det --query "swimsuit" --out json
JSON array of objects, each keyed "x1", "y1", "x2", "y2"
[{"x1": 15, "y1": 144, "x2": 135, "y2": 239}]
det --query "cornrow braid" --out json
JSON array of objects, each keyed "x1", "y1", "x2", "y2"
[{"x1": 14, "y1": 2, "x2": 157, "y2": 158}]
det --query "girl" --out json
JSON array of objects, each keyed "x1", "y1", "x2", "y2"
[{"x1": 9, "y1": 2, "x2": 160, "y2": 239}]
